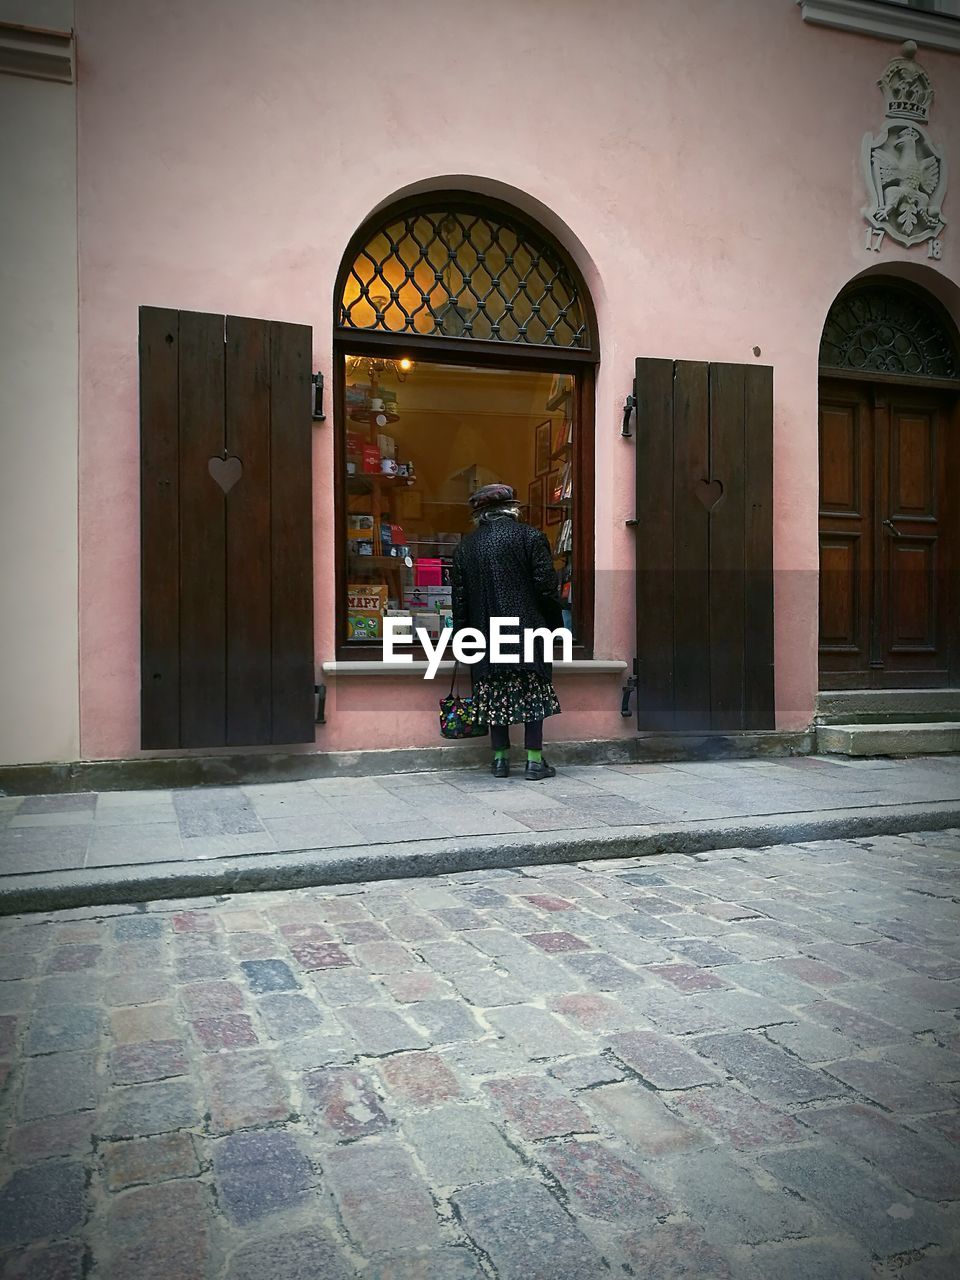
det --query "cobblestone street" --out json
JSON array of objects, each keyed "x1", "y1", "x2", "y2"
[{"x1": 1, "y1": 829, "x2": 959, "y2": 1278}]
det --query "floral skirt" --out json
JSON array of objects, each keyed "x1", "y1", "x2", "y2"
[{"x1": 472, "y1": 670, "x2": 561, "y2": 727}]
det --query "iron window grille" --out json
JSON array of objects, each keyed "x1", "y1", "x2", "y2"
[
  {"x1": 820, "y1": 285, "x2": 959, "y2": 378},
  {"x1": 338, "y1": 208, "x2": 589, "y2": 349}
]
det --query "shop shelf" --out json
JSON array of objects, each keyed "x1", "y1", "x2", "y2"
[{"x1": 348, "y1": 409, "x2": 399, "y2": 426}]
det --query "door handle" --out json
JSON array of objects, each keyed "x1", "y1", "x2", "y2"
[{"x1": 882, "y1": 518, "x2": 903, "y2": 538}]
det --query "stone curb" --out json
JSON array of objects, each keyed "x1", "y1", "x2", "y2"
[
  {"x1": 3, "y1": 799, "x2": 959, "y2": 916},
  {"x1": 0, "y1": 731, "x2": 815, "y2": 795}
]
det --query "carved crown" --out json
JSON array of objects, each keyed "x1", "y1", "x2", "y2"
[{"x1": 878, "y1": 41, "x2": 933, "y2": 123}]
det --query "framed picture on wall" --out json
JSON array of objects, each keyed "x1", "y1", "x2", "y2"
[
  {"x1": 546, "y1": 469, "x2": 562, "y2": 524},
  {"x1": 534, "y1": 420, "x2": 552, "y2": 475},
  {"x1": 527, "y1": 476, "x2": 545, "y2": 529}
]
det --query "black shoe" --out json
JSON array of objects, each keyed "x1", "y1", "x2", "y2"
[
  {"x1": 491, "y1": 757, "x2": 510, "y2": 778},
  {"x1": 524, "y1": 757, "x2": 556, "y2": 781}
]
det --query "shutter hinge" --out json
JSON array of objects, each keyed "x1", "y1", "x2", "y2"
[
  {"x1": 312, "y1": 372, "x2": 326, "y2": 421},
  {"x1": 621, "y1": 391, "x2": 635, "y2": 438},
  {"x1": 620, "y1": 661, "x2": 638, "y2": 716}
]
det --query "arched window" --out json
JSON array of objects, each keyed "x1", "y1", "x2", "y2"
[
  {"x1": 337, "y1": 205, "x2": 592, "y2": 349},
  {"x1": 820, "y1": 283, "x2": 959, "y2": 379},
  {"x1": 333, "y1": 194, "x2": 598, "y2": 657}
]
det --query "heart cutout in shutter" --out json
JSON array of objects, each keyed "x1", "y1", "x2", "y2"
[
  {"x1": 695, "y1": 478, "x2": 723, "y2": 511},
  {"x1": 208, "y1": 455, "x2": 243, "y2": 494}
]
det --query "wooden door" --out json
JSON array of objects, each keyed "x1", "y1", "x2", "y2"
[
  {"x1": 818, "y1": 382, "x2": 874, "y2": 682},
  {"x1": 140, "y1": 307, "x2": 315, "y2": 748},
  {"x1": 633, "y1": 359, "x2": 775, "y2": 731},
  {"x1": 819, "y1": 379, "x2": 958, "y2": 689}
]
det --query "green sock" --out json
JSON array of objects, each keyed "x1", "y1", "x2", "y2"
[
  {"x1": 527, "y1": 749, "x2": 543, "y2": 763},
  {"x1": 494, "y1": 749, "x2": 509, "y2": 761}
]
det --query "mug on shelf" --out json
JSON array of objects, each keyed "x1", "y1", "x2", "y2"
[{"x1": 381, "y1": 458, "x2": 399, "y2": 475}]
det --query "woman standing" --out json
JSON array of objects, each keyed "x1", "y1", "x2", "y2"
[{"x1": 451, "y1": 483, "x2": 563, "y2": 780}]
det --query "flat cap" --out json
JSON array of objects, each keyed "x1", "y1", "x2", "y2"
[{"x1": 468, "y1": 482, "x2": 516, "y2": 512}]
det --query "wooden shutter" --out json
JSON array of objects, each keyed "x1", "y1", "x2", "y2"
[
  {"x1": 633, "y1": 358, "x2": 774, "y2": 731},
  {"x1": 140, "y1": 307, "x2": 314, "y2": 749}
]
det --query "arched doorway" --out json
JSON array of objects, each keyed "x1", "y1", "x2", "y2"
[
  {"x1": 818, "y1": 281, "x2": 960, "y2": 689},
  {"x1": 332, "y1": 193, "x2": 599, "y2": 657}
]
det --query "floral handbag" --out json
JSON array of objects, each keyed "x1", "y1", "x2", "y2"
[{"x1": 439, "y1": 661, "x2": 488, "y2": 740}]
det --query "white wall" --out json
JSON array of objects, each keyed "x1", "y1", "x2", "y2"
[{"x1": 0, "y1": 0, "x2": 80, "y2": 765}]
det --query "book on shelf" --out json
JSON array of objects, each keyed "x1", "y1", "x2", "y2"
[
  {"x1": 554, "y1": 517, "x2": 572, "y2": 556},
  {"x1": 550, "y1": 418, "x2": 573, "y2": 459}
]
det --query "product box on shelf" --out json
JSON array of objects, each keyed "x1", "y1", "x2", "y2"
[
  {"x1": 379, "y1": 523, "x2": 410, "y2": 559},
  {"x1": 425, "y1": 586, "x2": 452, "y2": 606},
  {"x1": 403, "y1": 590, "x2": 430, "y2": 613},
  {"x1": 347, "y1": 582, "x2": 387, "y2": 640},
  {"x1": 414, "y1": 557, "x2": 443, "y2": 586},
  {"x1": 361, "y1": 444, "x2": 381, "y2": 474},
  {"x1": 383, "y1": 608, "x2": 415, "y2": 636},
  {"x1": 404, "y1": 588, "x2": 452, "y2": 616},
  {"x1": 414, "y1": 611, "x2": 441, "y2": 637},
  {"x1": 379, "y1": 522, "x2": 405, "y2": 549},
  {"x1": 404, "y1": 584, "x2": 444, "y2": 605}
]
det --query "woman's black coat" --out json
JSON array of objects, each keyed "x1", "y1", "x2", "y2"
[{"x1": 451, "y1": 517, "x2": 564, "y2": 678}]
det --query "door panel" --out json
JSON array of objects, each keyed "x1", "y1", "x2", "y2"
[
  {"x1": 887, "y1": 539, "x2": 936, "y2": 651},
  {"x1": 820, "y1": 404, "x2": 863, "y2": 513},
  {"x1": 878, "y1": 393, "x2": 950, "y2": 684},
  {"x1": 818, "y1": 384, "x2": 874, "y2": 684},
  {"x1": 225, "y1": 315, "x2": 272, "y2": 747},
  {"x1": 819, "y1": 535, "x2": 862, "y2": 650},
  {"x1": 634, "y1": 358, "x2": 774, "y2": 730},
  {"x1": 178, "y1": 310, "x2": 228, "y2": 748},
  {"x1": 890, "y1": 411, "x2": 933, "y2": 516},
  {"x1": 140, "y1": 306, "x2": 315, "y2": 748},
  {"x1": 139, "y1": 307, "x2": 181, "y2": 749},
  {"x1": 819, "y1": 380, "x2": 957, "y2": 689}
]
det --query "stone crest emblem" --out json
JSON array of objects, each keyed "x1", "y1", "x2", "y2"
[{"x1": 862, "y1": 41, "x2": 947, "y2": 248}]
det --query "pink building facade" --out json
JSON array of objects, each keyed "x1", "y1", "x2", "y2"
[{"x1": 2, "y1": 0, "x2": 959, "y2": 772}]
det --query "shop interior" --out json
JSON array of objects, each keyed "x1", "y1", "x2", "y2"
[{"x1": 343, "y1": 358, "x2": 575, "y2": 646}]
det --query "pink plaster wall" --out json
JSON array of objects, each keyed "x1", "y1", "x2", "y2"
[{"x1": 76, "y1": 0, "x2": 960, "y2": 759}]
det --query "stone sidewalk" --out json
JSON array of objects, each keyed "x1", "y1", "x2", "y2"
[
  {"x1": 1, "y1": 830, "x2": 959, "y2": 1278},
  {"x1": 3, "y1": 754, "x2": 960, "y2": 912}
]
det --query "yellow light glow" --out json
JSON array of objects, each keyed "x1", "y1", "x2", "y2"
[{"x1": 398, "y1": 357, "x2": 414, "y2": 371}]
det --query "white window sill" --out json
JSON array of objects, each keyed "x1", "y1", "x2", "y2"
[
  {"x1": 797, "y1": 0, "x2": 960, "y2": 52},
  {"x1": 321, "y1": 659, "x2": 628, "y2": 677}
]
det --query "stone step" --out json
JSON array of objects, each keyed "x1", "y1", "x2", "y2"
[
  {"x1": 815, "y1": 689, "x2": 960, "y2": 725},
  {"x1": 816, "y1": 721, "x2": 960, "y2": 757}
]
